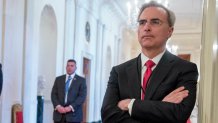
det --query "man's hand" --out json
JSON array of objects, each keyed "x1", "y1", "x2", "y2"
[
  {"x1": 64, "y1": 106, "x2": 73, "y2": 113},
  {"x1": 162, "y1": 86, "x2": 189, "y2": 104},
  {"x1": 118, "y1": 99, "x2": 131, "y2": 111},
  {"x1": 56, "y1": 105, "x2": 66, "y2": 114}
]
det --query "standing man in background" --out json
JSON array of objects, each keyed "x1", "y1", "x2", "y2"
[
  {"x1": 0, "y1": 63, "x2": 2, "y2": 96},
  {"x1": 101, "y1": 1, "x2": 198, "y2": 123},
  {"x1": 51, "y1": 59, "x2": 87, "y2": 123}
]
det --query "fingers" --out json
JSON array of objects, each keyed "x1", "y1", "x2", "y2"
[
  {"x1": 118, "y1": 100, "x2": 127, "y2": 110},
  {"x1": 57, "y1": 106, "x2": 72, "y2": 113},
  {"x1": 64, "y1": 107, "x2": 72, "y2": 112},
  {"x1": 167, "y1": 86, "x2": 185, "y2": 96},
  {"x1": 162, "y1": 86, "x2": 189, "y2": 104},
  {"x1": 117, "y1": 99, "x2": 131, "y2": 111},
  {"x1": 170, "y1": 90, "x2": 189, "y2": 103},
  {"x1": 57, "y1": 106, "x2": 66, "y2": 113},
  {"x1": 117, "y1": 101, "x2": 123, "y2": 110}
]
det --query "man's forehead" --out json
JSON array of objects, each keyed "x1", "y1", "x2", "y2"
[
  {"x1": 67, "y1": 62, "x2": 75, "y2": 65},
  {"x1": 140, "y1": 7, "x2": 167, "y2": 15},
  {"x1": 139, "y1": 7, "x2": 168, "y2": 19}
]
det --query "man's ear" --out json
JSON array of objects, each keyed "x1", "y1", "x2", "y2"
[{"x1": 168, "y1": 27, "x2": 174, "y2": 38}]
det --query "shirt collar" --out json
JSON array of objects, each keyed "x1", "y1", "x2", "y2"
[
  {"x1": 66, "y1": 73, "x2": 75, "y2": 79},
  {"x1": 141, "y1": 50, "x2": 166, "y2": 68}
]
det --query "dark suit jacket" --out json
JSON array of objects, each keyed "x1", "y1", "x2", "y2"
[
  {"x1": 0, "y1": 64, "x2": 2, "y2": 96},
  {"x1": 51, "y1": 74, "x2": 87, "y2": 122},
  {"x1": 101, "y1": 51, "x2": 198, "y2": 123}
]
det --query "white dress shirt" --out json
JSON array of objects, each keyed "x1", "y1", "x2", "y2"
[{"x1": 128, "y1": 50, "x2": 165, "y2": 115}]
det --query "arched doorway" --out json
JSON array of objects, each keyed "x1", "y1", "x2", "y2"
[{"x1": 38, "y1": 5, "x2": 57, "y2": 123}]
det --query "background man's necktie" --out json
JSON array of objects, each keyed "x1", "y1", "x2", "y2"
[
  {"x1": 65, "y1": 75, "x2": 72, "y2": 103},
  {"x1": 141, "y1": 60, "x2": 155, "y2": 100}
]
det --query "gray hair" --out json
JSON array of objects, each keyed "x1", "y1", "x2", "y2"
[{"x1": 137, "y1": 1, "x2": 176, "y2": 27}]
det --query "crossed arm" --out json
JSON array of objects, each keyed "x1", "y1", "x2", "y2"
[
  {"x1": 101, "y1": 64, "x2": 198, "y2": 123},
  {"x1": 118, "y1": 86, "x2": 189, "y2": 111}
]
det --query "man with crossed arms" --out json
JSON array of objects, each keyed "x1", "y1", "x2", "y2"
[{"x1": 101, "y1": 1, "x2": 198, "y2": 123}]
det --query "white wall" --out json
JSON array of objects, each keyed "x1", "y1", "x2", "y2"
[
  {"x1": 0, "y1": 0, "x2": 131, "y2": 122},
  {"x1": 73, "y1": 3, "x2": 96, "y2": 121},
  {"x1": 0, "y1": 0, "x2": 66, "y2": 122},
  {"x1": 64, "y1": 0, "x2": 76, "y2": 64},
  {"x1": 0, "y1": 0, "x2": 3, "y2": 61},
  {"x1": 0, "y1": 0, "x2": 3, "y2": 119},
  {"x1": 26, "y1": 0, "x2": 65, "y2": 122},
  {"x1": 0, "y1": 0, "x2": 25, "y2": 123}
]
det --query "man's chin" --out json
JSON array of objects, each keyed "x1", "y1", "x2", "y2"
[
  {"x1": 67, "y1": 72, "x2": 73, "y2": 75},
  {"x1": 141, "y1": 42, "x2": 152, "y2": 47},
  {"x1": 141, "y1": 44, "x2": 154, "y2": 49},
  {"x1": 140, "y1": 38, "x2": 153, "y2": 44}
]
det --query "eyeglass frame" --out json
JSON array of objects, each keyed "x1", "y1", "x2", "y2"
[{"x1": 137, "y1": 18, "x2": 168, "y2": 27}]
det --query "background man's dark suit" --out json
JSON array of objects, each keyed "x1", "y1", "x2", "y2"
[
  {"x1": 101, "y1": 51, "x2": 198, "y2": 123},
  {"x1": 51, "y1": 74, "x2": 87, "y2": 122},
  {"x1": 0, "y1": 64, "x2": 2, "y2": 95}
]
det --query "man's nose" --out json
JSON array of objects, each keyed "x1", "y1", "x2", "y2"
[{"x1": 143, "y1": 23, "x2": 151, "y2": 32}]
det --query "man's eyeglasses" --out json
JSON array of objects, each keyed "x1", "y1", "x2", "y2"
[{"x1": 137, "y1": 18, "x2": 164, "y2": 27}]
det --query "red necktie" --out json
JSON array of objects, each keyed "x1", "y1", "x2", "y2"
[
  {"x1": 187, "y1": 118, "x2": 191, "y2": 123},
  {"x1": 141, "y1": 60, "x2": 155, "y2": 100}
]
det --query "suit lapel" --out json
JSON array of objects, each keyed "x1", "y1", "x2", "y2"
[
  {"x1": 126, "y1": 55, "x2": 141, "y2": 99},
  {"x1": 68, "y1": 74, "x2": 78, "y2": 91},
  {"x1": 144, "y1": 51, "x2": 175, "y2": 100}
]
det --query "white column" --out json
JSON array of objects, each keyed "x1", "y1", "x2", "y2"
[
  {"x1": 0, "y1": 0, "x2": 3, "y2": 61},
  {"x1": 0, "y1": 0, "x2": 25, "y2": 122},
  {"x1": 63, "y1": 0, "x2": 76, "y2": 64},
  {"x1": 100, "y1": 24, "x2": 106, "y2": 105},
  {"x1": 22, "y1": 0, "x2": 38, "y2": 123},
  {"x1": 94, "y1": 20, "x2": 103, "y2": 121},
  {"x1": 210, "y1": 1, "x2": 218, "y2": 122},
  {"x1": 199, "y1": 0, "x2": 217, "y2": 123}
]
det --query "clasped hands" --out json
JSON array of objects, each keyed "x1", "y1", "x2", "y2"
[
  {"x1": 118, "y1": 86, "x2": 189, "y2": 111},
  {"x1": 56, "y1": 105, "x2": 74, "y2": 114}
]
